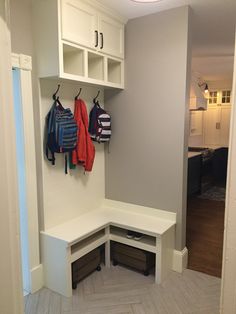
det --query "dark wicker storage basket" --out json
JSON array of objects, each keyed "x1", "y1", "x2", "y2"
[
  {"x1": 111, "y1": 241, "x2": 155, "y2": 276},
  {"x1": 72, "y1": 248, "x2": 101, "y2": 289}
]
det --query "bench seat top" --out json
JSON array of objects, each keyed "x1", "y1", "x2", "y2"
[{"x1": 41, "y1": 206, "x2": 176, "y2": 245}]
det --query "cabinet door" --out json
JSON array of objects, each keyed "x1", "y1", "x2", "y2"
[
  {"x1": 190, "y1": 111, "x2": 203, "y2": 136},
  {"x1": 220, "y1": 106, "x2": 231, "y2": 146},
  {"x1": 61, "y1": 0, "x2": 98, "y2": 50},
  {"x1": 208, "y1": 91, "x2": 219, "y2": 106},
  {"x1": 204, "y1": 107, "x2": 221, "y2": 145},
  {"x1": 98, "y1": 13, "x2": 124, "y2": 59},
  {"x1": 221, "y1": 90, "x2": 231, "y2": 105}
]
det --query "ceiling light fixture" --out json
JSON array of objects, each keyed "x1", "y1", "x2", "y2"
[{"x1": 131, "y1": 0, "x2": 163, "y2": 3}]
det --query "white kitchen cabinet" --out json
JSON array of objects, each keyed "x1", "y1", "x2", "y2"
[
  {"x1": 33, "y1": 0, "x2": 126, "y2": 89},
  {"x1": 220, "y1": 106, "x2": 231, "y2": 146},
  {"x1": 221, "y1": 90, "x2": 231, "y2": 104},
  {"x1": 203, "y1": 105, "x2": 231, "y2": 146},
  {"x1": 61, "y1": 0, "x2": 124, "y2": 59},
  {"x1": 98, "y1": 13, "x2": 124, "y2": 59},
  {"x1": 204, "y1": 107, "x2": 221, "y2": 145},
  {"x1": 208, "y1": 90, "x2": 231, "y2": 106},
  {"x1": 189, "y1": 111, "x2": 203, "y2": 136},
  {"x1": 61, "y1": 0, "x2": 98, "y2": 50},
  {"x1": 208, "y1": 91, "x2": 219, "y2": 105},
  {"x1": 204, "y1": 89, "x2": 232, "y2": 146}
]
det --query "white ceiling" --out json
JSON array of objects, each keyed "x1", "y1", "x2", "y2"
[
  {"x1": 97, "y1": 0, "x2": 236, "y2": 82},
  {"x1": 192, "y1": 56, "x2": 234, "y2": 82}
]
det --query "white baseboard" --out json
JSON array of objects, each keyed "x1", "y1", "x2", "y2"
[
  {"x1": 30, "y1": 264, "x2": 43, "y2": 293},
  {"x1": 172, "y1": 247, "x2": 188, "y2": 273}
]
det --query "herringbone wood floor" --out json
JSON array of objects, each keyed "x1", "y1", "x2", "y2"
[{"x1": 25, "y1": 265, "x2": 221, "y2": 314}]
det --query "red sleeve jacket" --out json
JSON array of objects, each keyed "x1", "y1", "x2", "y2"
[{"x1": 72, "y1": 99, "x2": 95, "y2": 172}]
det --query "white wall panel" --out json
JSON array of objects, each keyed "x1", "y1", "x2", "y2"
[
  {"x1": 39, "y1": 79, "x2": 105, "y2": 229},
  {"x1": 221, "y1": 31, "x2": 236, "y2": 314},
  {"x1": 0, "y1": 1, "x2": 24, "y2": 312}
]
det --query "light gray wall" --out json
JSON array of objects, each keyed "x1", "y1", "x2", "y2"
[{"x1": 105, "y1": 6, "x2": 191, "y2": 250}]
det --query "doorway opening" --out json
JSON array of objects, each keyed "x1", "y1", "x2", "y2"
[
  {"x1": 186, "y1": 58, "x2": 234, "y2": 277},
  {"x1": 12, "y1": 68, "x2": 31, "y2": 295}
]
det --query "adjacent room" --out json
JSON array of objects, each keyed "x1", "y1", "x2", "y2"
[
  {"x1": 1, "y1": 0, "x2": 236, "y2": 314},
  {"x1": 187, "y1": 57, "x2": 234, "y2": 278}
]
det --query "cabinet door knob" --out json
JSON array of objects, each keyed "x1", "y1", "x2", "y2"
[
  {"x1": 95, "y1": 30, "x2": 98, "y2": 47},
  {"x1": 100, "y1": 32, "x2": 104, "y2": 49}
]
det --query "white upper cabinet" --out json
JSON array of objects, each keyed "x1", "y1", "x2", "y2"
[
  {"x1": 208, "y1": 90, "x2": 231, "y2": 106},
  {"x1": 98, "y1": 13, "x2": 124, "y2": 59},
  {"x1": 33, "y1": 0, "x2": 126, "y2": 88},
  {"x1": 61, "y1": 0, "x2": 98, "y2": 50},
  {"x1": 204, "y1": 107, "x2": 221, "y2": 145},
  {"x1": 203, "y1": 90, "x2": 231, "y2": 146},
  {"x1": 221, "y1": 90, "x2": 231, "y2": 105},
  {"x1": 61, "y1": 0, "x2": 124, "y2": 59},
  {"x1": 189, "y1": 111, "x2": 203, "y2": 137},
  {"x1": 204, "y1": 106, "x2": 231, "y2": 146},
  {"x1": 220, "y1": 106, "x2": 231, "y2": 146}
]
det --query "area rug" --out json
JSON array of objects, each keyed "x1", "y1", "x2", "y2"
[{"x1": 198, "y1": 186, "x2": 226, "y2": 202}]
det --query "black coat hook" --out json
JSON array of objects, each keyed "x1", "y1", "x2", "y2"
[
  {"x1": 75, "y1": 88, "x2": 82, "y2": 100},
  {"x1": 93, "y1": 90, "x2": 100, "y2": 103},
  {"x1": 53, "y1": 84, "x2": 61, "y2": 100}
]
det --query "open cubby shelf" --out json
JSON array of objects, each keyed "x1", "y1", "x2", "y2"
[
  {"x1": 107, "y1": 58, "x2": 122, "y2": 84},
  {"x1": 71, "y1": 228, "x2": 108, "y2": 262},
  {"x1": 87, "y1": 51, "x2": 104, "y2": 81},
  {"x1": 61, "y1": 42, "x2": 123, "y2": 87},
  {"x1": 63, "y1": 43, "x2": 84, "y2": 77},
  {"x1": 109, "y1": 226, "x2": 156, "y2": 253}
]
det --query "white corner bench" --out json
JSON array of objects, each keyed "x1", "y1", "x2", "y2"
[{"x1": 41, "y1": 199, "x2": 176, "y2": 297}]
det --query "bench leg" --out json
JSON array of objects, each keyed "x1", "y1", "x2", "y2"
[
  {"x1": 105, "y1": 239, "x2": 111, "y2": 268},
  {"x1": 155, "y1": 247, "x2": 162, "y2": 284}
]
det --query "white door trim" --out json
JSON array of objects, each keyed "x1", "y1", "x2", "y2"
[
  {"x1": 12, "y1": 53, "x2": 43, "y2": 294},
  {"x1": 0, "y1": 1, "x2": 24, "y2": 312},
  {"x1": 220, "y1": 30, "x2": 236, "y2": 313}
]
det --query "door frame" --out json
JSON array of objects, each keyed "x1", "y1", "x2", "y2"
[
  {"x1": 11, "y1": 53, "x2": 43, "y2": 294},
  {"x1": 0, "y1": 1, "x2": 24, "y2": 312},
  {"x1": 220, "y1": 31, "x2": 236, "y2": 313}
]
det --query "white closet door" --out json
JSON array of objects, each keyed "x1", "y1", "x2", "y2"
[
  {"x1": 61, "y1": 0, "x2": 98, "y2": 50},
  {"x1": 204, "y1": 107, "x2": 221, "y2": 145},
  {"x1": 98, "y1": 13, "x2": 124, "y2": 59},
  {"x1": 220, "y1": 106, "x2": 231, "y2": 146}
]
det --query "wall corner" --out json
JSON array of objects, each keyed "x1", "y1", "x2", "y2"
[
  {"x1": 30, "y1": 264, "x2": 43, "y2": 293},
  {"x1": 172, "y1": 247, "x2": 188, "y2": 273}
]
